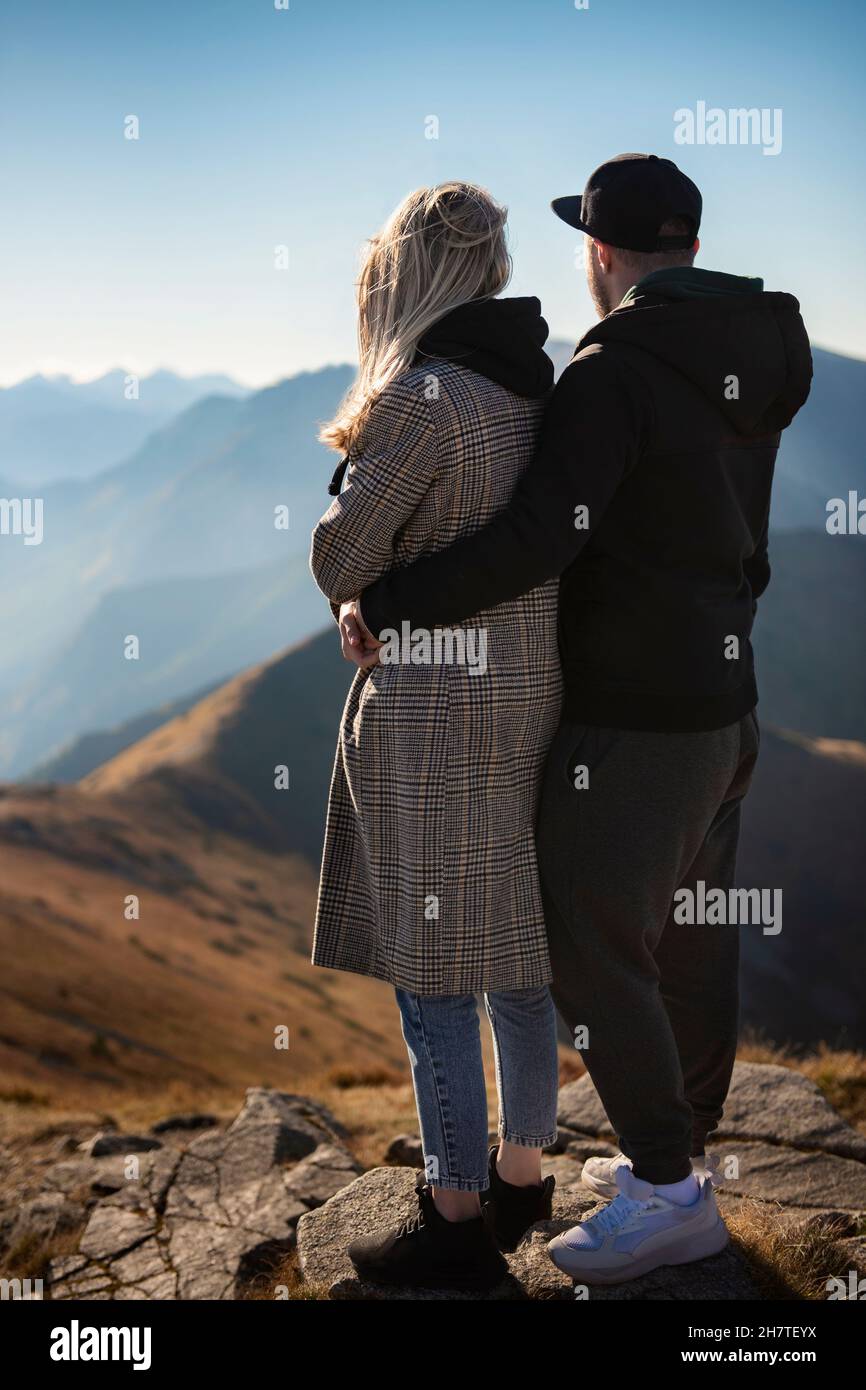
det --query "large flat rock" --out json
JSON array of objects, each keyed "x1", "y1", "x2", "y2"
[
  {"x1": 297, "y1": 1165, "x2": 759, "y2": 1301},
  {"x1": 285, "y1": 1144, "x2": 362, "y2": 1207},
  {"x1": 718, "y1": 1064, "x2": 866, "y2": 1162},
  {"x1": 296, "y1": 1167, "x2": 485, "y2": 1300},
  {"x1": 508, "y1": 1222, "x2": 760, "y2": 1301},
  {"x1": 558, "y1": 1061, "x2": 866, "y2": 1162},
  {"x1": 713, "y1": 1141, "x2": 866, "y2": 1210}
]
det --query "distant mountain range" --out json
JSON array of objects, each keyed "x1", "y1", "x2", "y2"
[
  {"x1": 753, "y1": 530, "x2": 866, "y2": 739},
  {"x1": 5, "y1": 555, "x2": 322, "y2": 778},
  {"x1": 0, "y1": 365, "x2": 353, "y2": 767},
  {"x1": 2, "y1": 336, "x2": 864, "y2": 1077},
  {"x1": 0, "y1": 369, "x2": 249, "y2": 485},
  {"x1": 24, "y1": 529, "x2": 866, "y2": 786},
  {"x1": 1, "y1": 345, "x2": 863, "y2": 781}
]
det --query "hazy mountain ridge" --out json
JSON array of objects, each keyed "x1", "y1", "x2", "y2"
[
  {"x1": 0, "y1": 366, "x2": 353, "y2": 764},
  {"x1": 2, "y1": 555, "x2": 322, "y2": 776},
  {"x1": 1, "y1": 345, "x2": 861, "y2": 778},
  {"x1": 0, "y1": 368, "x2": 249, "y2": 485}
]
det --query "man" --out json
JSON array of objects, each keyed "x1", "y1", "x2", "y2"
[{"x1": 339, "y1": 154, "x2": 812, "y2": 1283}]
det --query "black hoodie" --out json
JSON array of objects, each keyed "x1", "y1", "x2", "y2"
[
  {"x1": 361, "y1": 269, "x2": 813, "y2": 732},
  {"x1": 327, "y1": 297, "x2": 552, "y2": 497},
  {"x1": 415, "y1": 295, "x2": 554, "y2": 398}
]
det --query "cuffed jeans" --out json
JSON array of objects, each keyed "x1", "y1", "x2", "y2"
[{"x1": 395, "y1": 986, "x2": 560, "y2": 1191}]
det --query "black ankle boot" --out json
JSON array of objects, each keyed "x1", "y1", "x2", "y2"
[
  {"x1": 347, "y1": 1176, "x2": 509, "y2": 1290},
  {"x1": 485, "y1": 1146, "x2": 555, "y2": 1251}
]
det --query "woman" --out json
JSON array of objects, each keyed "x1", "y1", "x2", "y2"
[{"x1": 309, "y1": 183, "x2": 563, "y2": 1290}]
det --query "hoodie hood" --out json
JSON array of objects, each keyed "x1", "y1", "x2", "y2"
[
  {"x1": 580, "y1": 267, "x2": 812, "y2": 436},
  {"x1": 416, "y1": 295, "x2": 554, "y2": 398}
]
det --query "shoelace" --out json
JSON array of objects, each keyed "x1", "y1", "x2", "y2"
[
  {"x1": 589, "y1": 1193, "x2": 653, "y2": 1235},
  {"x1": 396, "y1": 1208, "x2": 426, "y2": 1240},
  {"x1": 396, "y1": 1180, "x2": 433, "y2": 1240}
]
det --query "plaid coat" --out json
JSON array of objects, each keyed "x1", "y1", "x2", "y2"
[{"x1": 309, "y1": 361, "x2": 562, "y2": 994}]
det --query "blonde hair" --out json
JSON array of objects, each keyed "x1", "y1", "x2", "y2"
[{"x1": 320, "y1": 182, "x2": 511, "y2": 456}]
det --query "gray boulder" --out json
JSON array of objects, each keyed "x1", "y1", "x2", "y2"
[
  {"x1": 41, "y1": 1145, "x2": 178, "y2": 1204},
  {"x1": 719, "y1": 1064, "x2": 866, "y2": 1162},
  {"x1": 0, "y1": 1191, "x2": 86, "y2": 1255},
  {"x1": 299, "y1": 1167, "x2": 516, "y2": 1300},
  {"x1": 557, "y1": 1077, "x2": 612, "y2": 1139},
  {"x1": 711, "y1": 1141, "x2": 866, "y2": 1209},
  {"x1": 297, "y1": 1165, "x2": 759, "y2": 1301},
  {"x1": 558, "y1": 1061, "x2": 866, "y2": 1162},
  {"x1": 49, "y1": 1090, "x2": 354, "y2": 1301},
  {"x1": 285, "y1": 1144, "x2": 363, "y2": 1207},
  {"x1": 508, "y1": 1220, "x2": 759, "y2": 1301}
]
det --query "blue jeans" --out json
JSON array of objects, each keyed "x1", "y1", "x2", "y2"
[{"x1": 395, "y1": 986, "x2": 559, "y2": 1192}]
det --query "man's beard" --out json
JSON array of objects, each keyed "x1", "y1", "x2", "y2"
[{"x1": 585, "y1": 252, "x2": 615, "y2": 317}]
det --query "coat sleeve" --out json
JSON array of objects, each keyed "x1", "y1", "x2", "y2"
[
  {"x1": 309, "y1": 378, "x2": 438, "y2": 606},
  {"x1": 359, "y1": 352, "x2": 650, "y2": 635}
]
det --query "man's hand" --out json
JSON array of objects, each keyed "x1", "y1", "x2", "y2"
[{"x1": 339, "y1": 600, "x2": 383, "y2": 669}]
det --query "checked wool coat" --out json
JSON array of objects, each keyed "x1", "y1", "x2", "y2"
[{"x1": 309, "y1": 357, "x2": 562, "y2": 995}]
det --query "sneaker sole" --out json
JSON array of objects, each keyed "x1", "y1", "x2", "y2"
[{"x1": 548, "y1": 1216, "x2": 730, "y2": 1285}]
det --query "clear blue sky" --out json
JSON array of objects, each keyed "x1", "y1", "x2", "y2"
[{"x1": 1, "y1": 0, "x2": 863, "y2": 386}]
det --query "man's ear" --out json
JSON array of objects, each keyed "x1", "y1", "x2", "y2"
[
  {"x1": 594, "y1": 239, "x2": 613, "y2": 273},
  {"x1": 693, "y1": 237, "x2": 700, "y2": 255}
]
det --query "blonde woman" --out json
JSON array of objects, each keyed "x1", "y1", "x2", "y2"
[{"x1": 310, "y1": 183, "x2": 562, "y2": 1290}]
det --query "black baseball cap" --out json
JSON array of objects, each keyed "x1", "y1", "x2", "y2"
[{"x1": 552, "y1": 153, "x2": 701, "y2": 253}]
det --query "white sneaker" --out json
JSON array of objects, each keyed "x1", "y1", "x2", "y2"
[
  {"x1": 581, "y1": 1151, "x2": 720, "y2": 1199},
  {"x1": 548, "y1": 1166, "x2": 728, "y2": 1284}
]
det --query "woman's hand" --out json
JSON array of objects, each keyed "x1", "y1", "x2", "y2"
[{"x1": 339, "y1": 600, "x2": 383, "y2": 669}]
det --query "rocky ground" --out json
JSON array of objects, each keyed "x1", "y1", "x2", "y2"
[{"x1": 3, "y1": 1061, "x2": 865, "y2": 1300}]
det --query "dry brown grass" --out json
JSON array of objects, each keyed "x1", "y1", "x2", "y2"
[
  {"x1": 722, "y1": 1195, "x2": 863, "y2": 1300},
  {"x1": 4, "y1": 1222, "x2": 85, "y2": 1283},
  {"x1": 324, "y1": 1065, "x2": 405, "y2": 1091},
  {"x1": 311, "y1": 1074, "x2": 417, "y2": 1172},
  {"x1": 240, "y1": 1249, "x2": 329, "y2": 1301}
]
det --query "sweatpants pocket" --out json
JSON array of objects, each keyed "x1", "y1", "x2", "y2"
[{"x1": 562, "y1": 724, "x2": 590, "y2": 791}]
